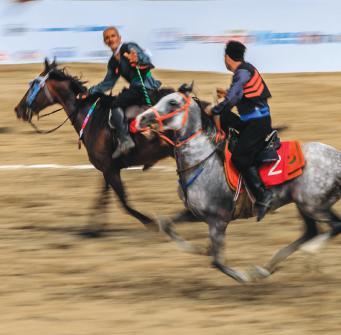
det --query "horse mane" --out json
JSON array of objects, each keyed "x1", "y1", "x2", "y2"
[
  {"x1": 49, "y1": 67, "x2": 87, "y2": 94},
  {"x1": 150, "y1": 87, "x2": 175, "y2": 104},
  {"x1": 150, "y1": 88, "x2": 215, "y2": 133},
  {"x1": 192, "y1": 96, "x2": 215, "y2": 133}
]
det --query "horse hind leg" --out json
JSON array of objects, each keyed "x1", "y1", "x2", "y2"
[
  {"x1": 252, "y1": 208, "x2": 319, "y2": 279},
  {"x1": 299, "y1": 208, "x2": 341, "y2": 254},
  {"x1": 326, "y1": 209, "x2": 341, "y2": 237}
]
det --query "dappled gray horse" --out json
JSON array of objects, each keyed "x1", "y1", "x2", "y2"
[{"x1": 136, "y1": 89, "x2": 341, "y2": 283}]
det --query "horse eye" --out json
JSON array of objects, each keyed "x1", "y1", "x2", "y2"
[{"x1": 168, "y1": 99, "x2": 179, "y2": 107}]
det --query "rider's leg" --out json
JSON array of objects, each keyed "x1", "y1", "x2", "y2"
[
  {"x1": 221, "y1": 110, "x2": 243, "y2": 132},
  {"x1": 242, "y1": 166, "x2": 273, "y2": 221},
  {"x1": 109, "y1": 107, "x2": 135, "y2": 159},
  {"x1": 231, "y1": 116, "x2": 273, "y2": 221},
  {"x1": 109, "y1": 88, "x2": 143, "y2": 159}
]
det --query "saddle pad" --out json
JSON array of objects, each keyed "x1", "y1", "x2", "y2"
[{"x1": 225, "y1": 140, "x2": 305, "y2": 190}]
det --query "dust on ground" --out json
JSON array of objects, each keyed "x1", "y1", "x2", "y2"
[{"x1": 0, "y1": 63, "x2": 340, "y2": 335}]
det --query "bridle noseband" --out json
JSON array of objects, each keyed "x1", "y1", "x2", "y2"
[
  {"x1": 149, "y1": 93, "x2": 202, "y2": 148},
  {"x1": 26, "y1": 71, "x2": 54, "y2": 108}
]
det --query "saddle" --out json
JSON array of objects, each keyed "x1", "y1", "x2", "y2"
[
  {"x1": 228, "y1": 128, "x2": 281, "y2": 165},
  {"x1": 224, "y1": 131, "x2": 305, "y2": 191},
  {"x1": 223, "y1": 131, "x2": 305, "y2": 219}
]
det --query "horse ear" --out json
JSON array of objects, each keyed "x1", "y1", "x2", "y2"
[
  {"x1": 178, "y1": 81, "x2": 194, "y2": 96},
  {"x1": 51, "y1": 56, "x2": 58, "y2": 68},
  {"x1": 189, "y1": 80, "x2": 194, "y2": 92},
  {"x1": 44, "y1": 58, "x2": 50, "y2": 71}
]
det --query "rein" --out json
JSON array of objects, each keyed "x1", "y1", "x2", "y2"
[
  {"x1": 37, "y1": 107, "x2": 63, "y2": 120},
  {"x1": 155, "y1": 129, "x2": 203, "y2": 148},
  {"x1": 29, "y1": 111, "x2": 78, "y2": 134}
]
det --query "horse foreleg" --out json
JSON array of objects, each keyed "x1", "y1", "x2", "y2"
[
  {"x1": 208, "y1": 217, "x2": 249, "y2": 283},
  {"x1": 158, "y1": 216, "x2": 208, "y2": 254},
  {"x1": 157, "y1": 209, "x2": 212, "y2": 255},
  {"x1": 80, "y1": 179, "x2": 110, "y2": 238},
  {"x1": 106, "y1": 170, "x2": 158, "y2": 231},
  {"x1": 170, "y1": 209, "x2": 202, "y2": 224}
]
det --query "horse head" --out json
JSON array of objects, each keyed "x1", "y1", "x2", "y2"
[
  {"x1": 136, "y1": 82, "x2": 202, "y2": 139},
  {"x1": 14, "y1": 58, "x2": 86, "y2": 122}
]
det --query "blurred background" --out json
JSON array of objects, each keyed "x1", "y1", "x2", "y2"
[
  {"x1": 0, "y1": 1, "x2": 340, "y2": 335},
  {"x1": 1, "y1": 0, "x2": 341, "y2": 72}
]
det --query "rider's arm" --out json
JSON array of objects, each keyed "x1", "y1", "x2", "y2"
[
  {"x1": 88, "y1": 62, "x2": 119, "y2": 94},
  {"x1": 211, "y1": 69, "x2": 251, "y2": 115},
  {"x1": 126, "y1": 42, "x2": 154, "y2": 68}
]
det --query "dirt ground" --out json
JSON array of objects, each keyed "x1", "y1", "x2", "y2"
[{"x1": 0, "y1": 63, "x2": 340, "y2": 335}]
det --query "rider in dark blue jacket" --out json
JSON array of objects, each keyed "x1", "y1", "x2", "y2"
[
  {"x1": 210, "y1": 41, "x2": 273, "y2": 221},
  {"x1": 88, "y1": 26, "x2": 161, "y2": 159}
]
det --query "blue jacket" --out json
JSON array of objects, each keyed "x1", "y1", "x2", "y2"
[{"x1": 89, "y1": 42, "x2": 161, "y2": 94}]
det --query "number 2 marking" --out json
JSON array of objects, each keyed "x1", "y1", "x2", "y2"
[{"x1": 268, "y1": 154, "x2": 282, "y2": 176}]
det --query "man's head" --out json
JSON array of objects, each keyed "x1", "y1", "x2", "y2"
[
  {"x1": 224, "y1": 40, "x2": 246, "y2": 72},
  {"x1": 103, "y1": 26, "x2": 121, "y2": 52}
]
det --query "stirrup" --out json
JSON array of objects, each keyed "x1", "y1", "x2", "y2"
[
  {"x1": 256, "y1": 193, "x2": 273, "y2": 222},
  {"x1": 112, "y1": 138, "x2": 135, "y2": 159},
  {"x1": 112, "y1": 146, "x2": 123, "y2": 159}
]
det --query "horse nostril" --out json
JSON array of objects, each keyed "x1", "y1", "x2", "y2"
[{"x1": 14, "y1": 105, "x2": 25, "y2": 119}]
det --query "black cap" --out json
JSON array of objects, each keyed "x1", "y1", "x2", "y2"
[{"x1": 225, "y1": 41, "x2": 246, "y2": 61}]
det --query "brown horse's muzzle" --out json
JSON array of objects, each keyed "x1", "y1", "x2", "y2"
[{"x1": 14, "y1": 99, "x2": 31, "y2": 121}]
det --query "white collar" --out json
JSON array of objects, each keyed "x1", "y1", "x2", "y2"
[{"x1": 114, "y1": 42, "x2": 123, "y2": 56}]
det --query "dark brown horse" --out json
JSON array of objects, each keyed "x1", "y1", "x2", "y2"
[{"x1": 14, "y1": 59, "x2": 175, "y2": 235}]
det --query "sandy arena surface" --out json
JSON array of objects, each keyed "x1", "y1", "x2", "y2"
[{"x1": 0, "y1": 63, "x2": 340, "y2": 334}]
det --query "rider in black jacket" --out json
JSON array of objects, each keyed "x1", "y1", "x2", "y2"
[
  {"x1": 209, "y1": 40, "x2": 273, "y2": 221},
  {"x1": 88, "y1": 26, "x2": 161, "y2": 159}
]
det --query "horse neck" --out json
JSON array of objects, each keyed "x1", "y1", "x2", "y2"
[
  {"x1": 54, "y1": 85, "x2": 84, "y2": 133},
  {"x1": 176, "y1": 132, "x2": 214, "y2": 168},
  {"x1": 175, "y1": 107, "x2": 215, "y2": 171}
]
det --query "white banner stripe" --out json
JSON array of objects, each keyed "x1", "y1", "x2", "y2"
[{"x1": 0, "y1": 164, "x2": 175, "y2": 172}]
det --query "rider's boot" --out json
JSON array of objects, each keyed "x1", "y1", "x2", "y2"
[
  {"x1": 242, "y1": 166, "x2": 273, "y2": 221},
  {"x1": 109, "y1": 107, "x2": 135, "y2": 159}
]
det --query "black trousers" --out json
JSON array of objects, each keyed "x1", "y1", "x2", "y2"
[
  {"x1": 221, "y1": 110, "x2": 243, "y2": 132},
  {"x1": 231, "y1": 116, "x2": 272, "y2": 173}
]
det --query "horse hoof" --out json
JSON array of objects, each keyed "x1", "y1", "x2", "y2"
[
  {"x1": 236, "y1": 271, "x2": 253, "y2": 284},
  {"x1": 245, "y1": 266, "x2": 271, "y2": 281},
  {"x1": 158, "y1": 218, "x2": 175, "y2": 237},
  {"x1": 145, "y1": 221, "x2": 160, "y2": 233}
]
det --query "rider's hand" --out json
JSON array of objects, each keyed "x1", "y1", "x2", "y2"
[
  {"x1": 77, "y1": 92, "x2": 89, "y2": 100},
  {"x1": 216, "y1": 87, "x2": 227, "y2": 99},
  {"x1": 204, "y1": 104, "x2": 213, "y2": 116},
  {"x1": 124, "y1": 49, "x2": 138, "y2": 66},
  {"x1": 214, "y1": 129, "x2": 226, "y2": 143}
]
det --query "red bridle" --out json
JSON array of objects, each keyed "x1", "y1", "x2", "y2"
[{"x1": 148, "y1": 93, "x2": 202, "y2": 148}]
